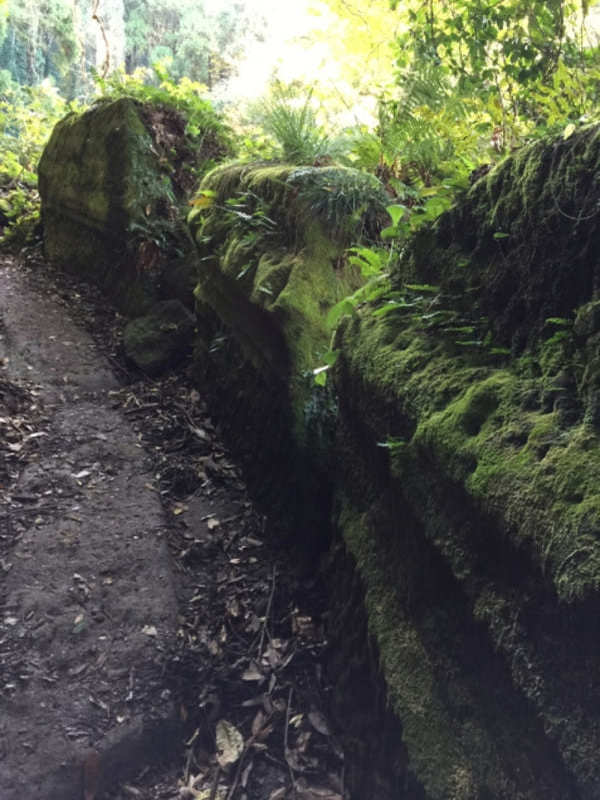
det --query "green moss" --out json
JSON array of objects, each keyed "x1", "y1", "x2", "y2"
[
  {"x1": 273, "y1": 224, "x2": 349, "y2": 363},
  {"x1": 193, "y1": 163, "x2": 368, "y2": 455},
  {"x1": 336, "y1": 489, "x2": 570, "y2": 799},
  {"x1": 333, "y1": 133, "x2": 600, "y2": 787},
  {"x1": 39, "y1": 97, "x2": 200, "y2": 315},
  {"x1": 250, "y1": 252, "x2": 294, "y2": 303},
  {"x1": 377, "y1": 341, "x2": 600, "y2": 601},
  {"x1": 423, "y1": 374, "x2": 512, "y2": 438},
  {"x1": 221, "y1": 237, "x2": 258, "y2": 282},
  {"x1": 339, "y1": 499, "x2": 475, "y2": 800},
  {"x1": 245, "y1": 165, "x2": 296, "y2": 204},
  {"x1": 340, "y1": 123, "x2": 600, "y2": 603},
  {"x1": 396, "y1": 123, "x2": 600, "y2": 351},
  {"x1": 201, "y1": 162, "x2": 294, "y2": 208},
  {"x1": 334, "y1": 283, "x2": 600, "y2": 606},
  {"x1": 334, "y1": 292, "x2": 600, "y2": 795},
  {"x1": 191, "y1": 127, "x2": 600, "y2": 798},
  {"x1": 197, "y1": 162, "x2": 388, "y2": 249},
  {"x1": 410, "y1": 364, "x2": 600, "y2": 599},
  {"x1": 185, "y1": 129, "x2": 600, "y2": 795}
]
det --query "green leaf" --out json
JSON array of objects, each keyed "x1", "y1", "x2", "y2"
[
  {"x1": 327, "y1": 297, "x2": 357, "y2": 327},
  {"x1": 493, "y1": 232, "x2": 510, "y2": 239},
  {"x1": 545, "y1": 317, "x2": 572, "y2": 327},
  {"x1": 347, "y1": 246, "x2": 383, "y2": 277},
  {"x1": 323, "y1": 349, "x2": 339, "y2": 366},
  {"x1": 545, "y1": 330, "x2": 570, "y2": 345},
  {"x1": 312, "y1": 365, "x2": 330, "y2": 386},
  {"x1": 380, "y1": 225, "x2": 400, "y2": 240},
  {"x1": 419, "y1": 186, "x2": 441, "y2": 197},
  {"x1": 386, "y1": 203, "x2": 407, "y2": 226},
  {"x1": 444, "y1": 325, "x2": 475, "y2": 334},
  {"x1": 190, "y1": 190, "x2": 216, "y2": 209},
  {"x1": 376, "y1": 438, "x2": 406, "y2": 450},
  {"x1": 236, "y1": 264, "x2": 252, "y2": 280},
  {"x1": 187, "y1": 206, "x2": 205, "y2": 225},
  {"x1": 405, "y1": 283, "x2": 440, "y2": 293},
  {"x1": 373, "y1": 302, "x2": 406, "y2": 317}
]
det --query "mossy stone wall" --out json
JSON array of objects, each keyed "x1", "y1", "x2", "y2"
[
  {"x1": 330, "y1": 126, "x2": 600, "y2": 798},
  {"x1": 187, "y1": 162, "x2": 375, "y2": 551},
  {"x1": 333, "y1": 314, "x2": 598, "y2": 797},
  {"x1": 400, "y1": 124, "x2": 600, "y2": 350},
  {"x1": 38, "y1": 97, "x2": 197, "y2": 316}
]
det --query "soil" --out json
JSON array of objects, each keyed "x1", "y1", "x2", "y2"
[{"x1": 0, "y1": 249, "x2": 346, "y2": 800}]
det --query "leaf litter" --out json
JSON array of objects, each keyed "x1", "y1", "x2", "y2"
[
  {"x1": 107, "y1": 373, "x2": 346, "y2": 800},
  {"x1": 5, "y1": 247, "x2": 348, "y2": 800}
]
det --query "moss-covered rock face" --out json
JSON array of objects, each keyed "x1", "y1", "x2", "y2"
[
  {"x1": 187, "y1": 162, "x2": 386, "y2": 547},
  {"x1": 38, "y1": 98, "x2": 199, "y2": 316},
  {"x1": 400, "y1": 124, "x2": 600, "y2": 351},
  {"x1": 332, "y1": 125, "x2": 600, "y2": 798},
  {"x1": 186, "y1": 141, "x2": 600, "y2": 796}
]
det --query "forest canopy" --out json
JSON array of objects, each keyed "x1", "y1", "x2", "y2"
[{"x1": 0, "y1": 0, "x2": 265, "y2": 95}]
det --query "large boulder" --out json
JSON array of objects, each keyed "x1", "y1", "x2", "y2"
[
  {"x1": 38, "y1": 97, "x2": 199, "y2": 315},
  {"x1": 187, "y1": 162, "x2": 388, "y2": 548}
]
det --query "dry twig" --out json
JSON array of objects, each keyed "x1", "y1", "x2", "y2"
[{"x1": 258, "y1": 565, "x2": 277, "y2": 656}]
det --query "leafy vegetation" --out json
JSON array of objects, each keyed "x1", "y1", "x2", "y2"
[
  {"x1": 0, "y1": 0, "x2": 264, "y2": 96},
  {"x1": 287, "y1": 166, "x2": 389, "y2": 241},
  {"x1": 0, "y1": 77, "x2": 76, "y2": 245},
  {"x1": 246, "y1": 84, "x2": 336, "y2": 165},
  {"x1": 94, "y1": 61, "x2": 233, "y2": 161},
  {"x1": 315, "y1": 0, "x2": 600, "y2": 347},
  {"x1": 2, "y1": 0, "x2": 600, "y2": 272}
]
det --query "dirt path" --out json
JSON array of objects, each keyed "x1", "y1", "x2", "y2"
[
  {"x1": 0, "y1": 254, "x2": 346, "y2": 800},
  {"x1": 0, "y1": 258, "x2": 179, "y2": 798}
]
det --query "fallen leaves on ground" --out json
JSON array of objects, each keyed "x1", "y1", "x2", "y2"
[
  {"x1": 5, "y1": 249, "x2": 348, "y2": 800},
  {"x1": 104, "y1": 374, "x2": 348, "y2": 799}
]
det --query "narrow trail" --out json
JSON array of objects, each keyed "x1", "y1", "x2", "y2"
[
  {"x1": 0, "y1": 253, "x2": 345, "y2": 800},
  {"x1": 0, "y1": 257, "x2": 178, "y2": 798}
]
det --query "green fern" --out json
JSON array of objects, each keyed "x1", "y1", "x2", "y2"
[
  {"x1": 288, "y1": 166, "x2": 389, "y2": 241},
  {"x1": 252, "y1": 84, "x2": 336, "y2": 165}
]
